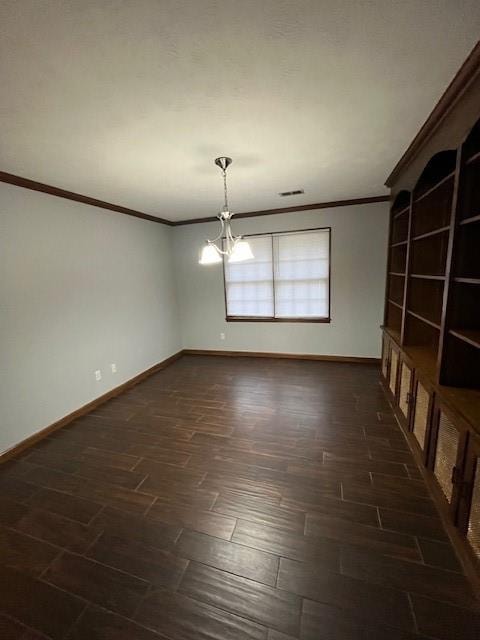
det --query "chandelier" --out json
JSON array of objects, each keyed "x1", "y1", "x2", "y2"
[{"x1": 199, "y1": 157, "x2": 254, "y2": 265}]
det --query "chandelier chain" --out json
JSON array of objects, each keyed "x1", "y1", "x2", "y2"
[{"x1": 222, "y1": 170, "x2": 229, "y2": 212}]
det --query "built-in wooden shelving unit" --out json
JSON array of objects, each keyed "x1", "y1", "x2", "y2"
[{"x1": 381, "y1": 114, "x2": 480, "y2": 590}]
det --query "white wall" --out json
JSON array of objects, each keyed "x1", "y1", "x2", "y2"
[
  {"x1": 173, "y1": 202, "x2": 389, "y2": 358},
  {"x1": 0, "y1": 183, "x2": 181, "y2": 454}
]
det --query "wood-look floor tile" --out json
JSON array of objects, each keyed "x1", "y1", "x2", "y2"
[
  {"x1": 73, "y1": 463, "x2": 148, "y2": 490},
  {"x1": 0, "y1": 526, "x2": 59, "y2": 576},
  {"x1": 305, "y1": 512, "x2": 420, "y2": 560},
  {"x1": 26, "y1": 487, "x2": 102, "y2": 524},
  {"x1": 13, "y1": 506, "x2": 99, "y2": 553},
  {"x1": 125, "y1": 443, "x2": 191, "y2": 467},
  {"x1": 379, "y1": 508, "x2": 448, "y2": 541},
  {"x1": 301, "y1": 599, "x2": 428, "y2": 640},
  {"x1": 282, "y1": 494, "x2": 379, "y2": 527},
  {"x1": 411, "y1": 594, "x2": 480, "y2": 640},
  {"x1": 342, "y1": 483, "x2": 436, "y2": 516},
  {"x1": 135, "y1": 458, "x2": 205, "y2": 489},
  {"x1": 201, "y1": 473, "x2": 283, "y2": 502},
  {"x1": 22, "y1": 466, "x2": 83, "y2": 494},
  {"x1": 69, "y1": 605, "x2": 170, "y2": 640},
  {"x1": 323, "y1": 453, "x2": 408, "y2": 477},
  {"x1": 75, "y1": 481, "x2": 155, "y2": 515},
  {"x1": 277, "y1": 558, "x2": 414, "y2": 631},
  {"x1": 43, "y1": 552, "x2": 149, "y2": 616},
  {"x1": 137, "y1": 481, "x2": 217, "y2": 510},
  {"x1": 87, "y1": 532, "x2": 188, "y2": 589},
  {"x1": 341, "y1": 546, "x2": 477, "y2": 609},
  {"x1": 91, "y1": 506, "x2": 181, "y2": 550},
  {"x1": 213, "y1": 493, "x2": 305, "y2": 534},
  {"x1": 417, "y1": 538, "x2": 462, "y2": 573},
  {"x1": 371, "y1": 473, "x2": 429, "y2": 498},
  {"x1": 175, "y1": 529, "x2": 278, "y2": 586},
  {"x1": 232, "y1": 519, "x2": 340, "y2": 569},
  {"x1": 148, "y1": 502, "x2": 236, "y2": 540},
  {"x1": 0, "y1": 476, "x2": 38, "y2": 502},
  {"x1": 179, "y1": 562, "x2": 301, "y2": 636},
  {"x1": 0, "y1": 565, "x2": 85, "y2": 640},
  {"x1": 0, "y1": 614, "x2": 37, "y2": 639},
  {"x1": 0, "y1": 497, "x2": 28, "y2": 528},
  {"x1": 135, "y1": 589, "x2": 267, "y2": 640}
]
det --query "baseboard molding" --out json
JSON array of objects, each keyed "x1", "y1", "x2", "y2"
[
  {"x1": 0, "y1": 350, "x2": 183, "y2": 464},
  {"x1": 182, "y1": 349, "x2": 380, "y2": 364}
]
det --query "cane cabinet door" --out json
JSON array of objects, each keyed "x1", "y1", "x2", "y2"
[
  {"x1": 431, "y1": 406, "x2": 467, "y2": 512},
  {"x1": 398, "y1": 359, "x2": 413, "y2": 422},
  {"x1": 389, "y1": 346, "x2": 399, "y2": 398},
  {"x1": 458, "y1": 435, "x2": 480, "y2": 562},
  {"x1": 411, "y1": 378, "x2": 433, "y2": 458}
]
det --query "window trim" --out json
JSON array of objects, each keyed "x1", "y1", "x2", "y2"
[{"x1": 223, "y1": 226, "x2": 331, "y2": 323}]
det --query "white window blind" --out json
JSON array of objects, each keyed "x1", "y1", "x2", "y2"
[
  {"x1": 224, "y1": 229, "x2": 330, "y2": 320},
  {"x1": 224, "y1": 235, "x2": 274, "y2": 318}
]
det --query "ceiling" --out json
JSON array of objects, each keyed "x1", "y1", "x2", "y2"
[{"x1": 1, "y1": 1, "x2": 479, "y2": 221}]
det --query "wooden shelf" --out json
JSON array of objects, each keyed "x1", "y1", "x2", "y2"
[
  {"x1": 410, "y1": 274, "x2": 445, "y2": 281},
  {"x1": 449, "y1": 329, "x2": 480, "y2": 349},
  {"x1": 454, "y1": 277, "x2": 480, "y2": 285},
  {"x1": 393, "y1": 206, "x2": 410, "y2": 219},
  {"x1": 412, "y1": 226, "x2": 450, "y2": 242},
  {"x1": 402, "y1": 344, "x2": 438, "y2": 380},
  {"x1": 407, "y1": 309, "x2": 441, "y2": 330},
  {"x1": 389, "y1": 271, "x2": 405, "y2": 277},
  {"x1": 413, "y1": 171, "x2": 455, "y2": 203},
  {"x1": 465, "y1": 149, "x2": 480, "y2": 165},
  {"x1": 388, "y1": 299, "x2": 403, "y2": 310},
  {"x1": 390, "y1": 240, "x2": 408, "y2": 248},
  {"x1": 459, "y1": 214, "x2": 480, "y2": 226}
]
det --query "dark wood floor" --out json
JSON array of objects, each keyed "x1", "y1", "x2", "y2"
[{"x1": 1, "y1": 355, "x2": 479, "y2": 640}]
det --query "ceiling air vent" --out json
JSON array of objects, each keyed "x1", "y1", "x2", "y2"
[{"x1": 279, "y1": 189, "x2": 304, "y2": 197}]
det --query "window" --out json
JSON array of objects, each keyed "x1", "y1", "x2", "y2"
[{"x1": 223, "y1": 228, "x2": 330, "y2": 322}]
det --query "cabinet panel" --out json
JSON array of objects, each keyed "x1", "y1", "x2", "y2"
[
  {"x1": 433, "y1": 411, "x2": 460, "y2": 503},
  {"x1": 389, "y1": 348, "x2": 399, "y2": 396},
  {"x1": 381, "y1": 335, "x2": 389, "y2": 381},
  {"x1": 467, "y1": 461, "x2": 480, "y2": 559},
  {"x1": 412, "y1": 380, "x2": 431, "y2": 452},
  {"x1": 398, "y1": 361, "x2": 412, "y2": 419}
]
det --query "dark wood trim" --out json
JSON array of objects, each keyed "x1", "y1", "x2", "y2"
[
  {"x1": 0, "y1": 172, "x2": 174, "y2": 226},
  {"x1": 226, "y1": 316, "x2": 331, "y2": 323},
  {"x1": 173, "y1": 195, "x2": 390, "y2": 226},
  {"x1": 182, "y1": 349, "x2": 380, "y2": 364},
  {"x1": 0, "y1": 350, "x2": 183, "y2": 463},
  {"x1": 385, "y1": 41, "x2": 480, "y2": 187}
]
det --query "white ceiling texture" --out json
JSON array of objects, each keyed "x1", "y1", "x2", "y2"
[{"x1": 1, "y1": 1, "x2": 479, "y2": 221}]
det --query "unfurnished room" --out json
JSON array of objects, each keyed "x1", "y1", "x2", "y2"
[{"x1": 1, "y1": 2, "x2": 480, "y2": 639}]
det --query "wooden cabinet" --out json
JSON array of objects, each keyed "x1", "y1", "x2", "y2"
[{"x1": 381, "y1": 112, "x2": 480, "y2": 585}]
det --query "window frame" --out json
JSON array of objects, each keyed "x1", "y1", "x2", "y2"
[{"x1": 222, "y1": 226, "x2": 331, "y2": 323}]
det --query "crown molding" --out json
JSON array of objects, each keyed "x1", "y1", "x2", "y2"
[
  {"x1": 0, "y1": 170, "x2": 389, "y2": 226},
  {"x1": 0, "y1": 171, "x2": 174, "y2": 225},
  {"x1": 172, "y1": 195, "x2": 390, "y2": 226},
  {"x1": 385, "y1": 40, "x2": 480, "y2": 188}
]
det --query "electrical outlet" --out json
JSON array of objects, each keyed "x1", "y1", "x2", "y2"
[
  {"x1": 220, "y1": 333, "x2": 225, "y2": 340},
  {"x1": 111, "y1": 363, "x2": 117, "y2": 373},
  {"x1": 94, "y1": 370, "x2": 102, "y2": 381}
]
